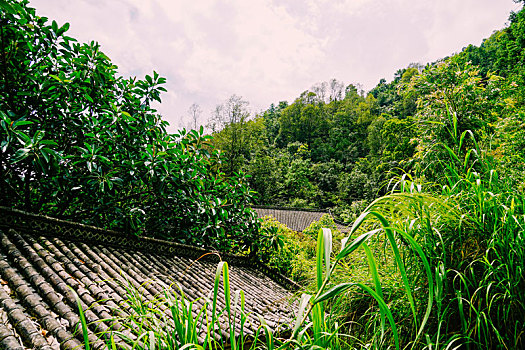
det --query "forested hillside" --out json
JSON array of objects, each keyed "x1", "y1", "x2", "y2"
[
  {"x1": 205, "y1": 10, "x2": 525, "y2": 347},
  {"x1": 2, "y1": 1, "x2": 525, "y2": 349},
  {"x1": 210, "y1": 6, "x2": 525, "y2": 223}
]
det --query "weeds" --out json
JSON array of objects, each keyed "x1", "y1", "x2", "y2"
[
  {"x1": 73, "y1": 122, "x2": 524, "y2": 349},
  {"x1": 74, "y1": 213, "x2": 435, "y2": 349}
]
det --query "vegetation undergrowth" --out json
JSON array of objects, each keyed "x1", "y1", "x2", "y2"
[
  {"x1": 258, "y1": 214, "x2": 346, "y2": 282},
  {"x1": 75, "y1": 204, "x2": 438, "y2": 349},
  {"x1": 74, "y1": 120, "x2": 525, "y2": 348},
  {"x1": 3, "y1": 0, "x2": 525, "y2": 348}
]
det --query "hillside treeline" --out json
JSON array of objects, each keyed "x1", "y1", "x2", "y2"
[{"x1": 210, "y1": 6, "x2": 525, "y2": 222}]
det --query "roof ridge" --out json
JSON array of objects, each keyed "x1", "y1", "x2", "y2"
[
  {"x1": 253, "y1": 206, "x2": 349, "y2": 232},
  {"x1": 0, "y1": 206, "x2": 301, "y2": 291},
  {"x1": 252, "y1": 205, "x2": 329, "y2": 213}
]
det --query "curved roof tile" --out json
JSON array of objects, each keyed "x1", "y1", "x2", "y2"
[
  {"x1": 0, "y1": 207, "x2": 297, "y2": 349},
  {"x1": 253, "y1": 206, "x2": 349, "y2": 233}
]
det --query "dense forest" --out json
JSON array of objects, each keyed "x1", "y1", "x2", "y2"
[
  {"x1": 209, "y1": 7, "x2": 525, "y2": 223},
  {"x1": 2, "y1": 0, "x2": 525, "y2": 349}
]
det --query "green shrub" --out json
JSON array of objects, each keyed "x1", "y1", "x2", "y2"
[{"x1": 0, "y1": 0, "x2": 259, "y2": 253}]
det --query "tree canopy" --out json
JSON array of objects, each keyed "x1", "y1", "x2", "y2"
[
  {"x1": 209, "y1": 7, "x2": 525, "y2": 221},
  {"x1": 0, "y1": 0, "x2": 259, "y2": 253}
]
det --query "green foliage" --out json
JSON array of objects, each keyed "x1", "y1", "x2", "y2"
[
  {"x1": 370, "y1": 65, "x2": 420, "y2": 118},
  {"x1": 0, "y1": 0, "x2": 259, "y2": 252},
  {"x1": 258, "y1": 214, "x2": 344, "y2": 282},
  {"x1": 207, "y1": 95, "x2": 262, "y2": 176},
  {"x1": 211, "y1": 79, "x2": 383, "y2": 211},
  {"x1": 407, "y1": 59, "x2": 504, "y2": 150},
  {"x1": 302, "y1": 213, "x2": 341, "y2": 238},
  {"x1": 258, "y1": 216, "x2": 313, "y2": 281},
  {"x1": 416, "y1": 129, "x2": 525, "y2": 349},
  {"x1": 11, "y1": 1, "x2": 525, "y2": 348}
]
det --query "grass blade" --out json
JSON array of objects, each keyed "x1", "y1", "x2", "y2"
[
  {"x1": 337, "y1": 228, "x2": 380, "y2": 260},
  {"x1": 369, "y1": 211, "x2": 418, "y2": 326},
  {"x1": 356, "y1": 283, "x2": 400, "y2": 350},
  {"x1": 70, "y1": 287, "x2": 90, "y2": 350},
  {"x1": 363, "y1": 242, "x2": 386, "y2": 336},
  {"x1": 293, "y1": 293, "x2": 312, "y2": 337}
]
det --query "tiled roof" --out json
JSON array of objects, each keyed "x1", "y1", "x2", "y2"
[
  {"x1": 0, "y1": 207, "x2": 297, "y2": 349},
  {"x1": 253, "y1": 206, "x2": 349, "y2": 233}
]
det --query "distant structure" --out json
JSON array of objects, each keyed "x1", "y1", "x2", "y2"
[{"x1": 252, "y1": 206, "x2": 349, "y2": 233}]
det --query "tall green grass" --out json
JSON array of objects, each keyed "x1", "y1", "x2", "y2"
[
  {"x1": 401, "y1": 111, "x2": 525, "y2": 349},
  {"x1": 74, "y1": 213, "x2": 436, "y2": 349},
  {"x1": 73, "y1": 116, "x2": 524, "y2": 349}
]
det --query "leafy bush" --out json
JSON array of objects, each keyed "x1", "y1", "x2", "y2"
[
  {"x1": 258, "y1": 214, "x2": 345, "y2": 283},
  {"x1": 257, "y1": 216, "x2": 306, "y2": 279},
  {"x1": 302, "y1": 213, "x2": 342, "y2": 238},
  {"x1": 0, "y1": 0, "x2": 259, "y2": 252}
]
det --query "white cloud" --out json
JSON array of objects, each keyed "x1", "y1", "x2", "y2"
[{"x1": 31, "y1": 0, "x2": 520, "y2": 131}]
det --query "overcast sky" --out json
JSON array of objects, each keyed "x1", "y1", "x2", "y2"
[{"x1": 31, "y1": 0, "x2": 521, "y2": 132}]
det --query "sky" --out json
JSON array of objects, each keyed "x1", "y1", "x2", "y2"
[{"x1": 31, "y1": 0, "x2": 521, "y2": 132}]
